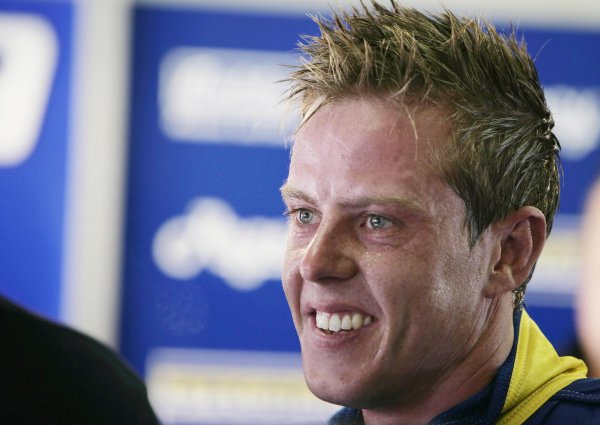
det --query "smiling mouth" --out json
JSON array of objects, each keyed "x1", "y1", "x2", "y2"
[{"x1": 315, "y1": 311, "x2": 373, "y2": 334}]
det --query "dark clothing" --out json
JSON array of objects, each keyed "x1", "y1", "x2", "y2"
[
  {"x1": 524, "y1": 378, "x2": 600, "y2": 424},
  {"x1": 330, "y1": 308, "x2": 600, "y2": 425},
  {"x1": 0, "y1": 295, "x2": 159, "y2": 424}
]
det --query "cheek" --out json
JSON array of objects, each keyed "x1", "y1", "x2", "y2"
[
  {"x1": 281, "y1": 248, "x2": 306, "y2": 336},
  {"x1": 281, "y1": 244, "x2": 304, "y2": 300},
  {"x1": 376, "y1": 251, "x2": 455, "y2": 318},
  {"x1": 442, "y1": 249, "x2": 486, "y2": 299}
]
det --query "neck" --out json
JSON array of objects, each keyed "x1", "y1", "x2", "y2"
[{"x1": 362, "y1": 297, "x2": 515, "y2": 425}]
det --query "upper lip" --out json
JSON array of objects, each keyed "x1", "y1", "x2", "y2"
[{"x1": 302, "y1": 301, "x2": 373, "y2": 318}]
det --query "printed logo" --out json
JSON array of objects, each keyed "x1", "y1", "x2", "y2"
[
  {"x1": 153, "y1": 198, "x2": 287, "y2": 291},
  {"x1": 0, "y1": 13, "x2": 58, "y2": 167},
  {"x1": 528, "y1": 214, "x2": 581, "y2": 306},
  {"x1": 159, "y1": 47, "x2": 297, "y2": 147},
  {"x1": 147, "y1": 348, "x2": 339, "y2": 425},
  {"x1": 546, "y1": 85, "x2": 600, "y2": 161}
]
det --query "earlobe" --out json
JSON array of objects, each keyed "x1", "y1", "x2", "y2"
[{"x1": 484, "y1": 207, "x2": 547, "y2": 299}]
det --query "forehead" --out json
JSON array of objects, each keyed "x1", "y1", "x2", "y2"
[
  {"x1": 295, "y1": 97, "x2": 447, "y2": 157},
  {"x1": 285, "y1": 97, "x2": 458, "y2": 217},
  {"x1": 290, "y1": 97, "x2": 448, "y2": 180}
]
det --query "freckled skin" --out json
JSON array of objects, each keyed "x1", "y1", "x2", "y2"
[{"x1": 281, "y1": 98, "x2": 514, "y2": 424}]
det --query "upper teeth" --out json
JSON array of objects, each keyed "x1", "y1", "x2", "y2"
[{"x1": 316, "y1": 311, "x2": 372, "y2": 333}]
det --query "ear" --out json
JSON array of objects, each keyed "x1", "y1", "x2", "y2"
[{"x1": 484, "y1": 206, "x2": 547, "y2": 299}]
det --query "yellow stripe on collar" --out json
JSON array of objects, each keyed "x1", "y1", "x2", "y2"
[{"x1": 497, "y1": 310, "x2": 588, "y2": 424}]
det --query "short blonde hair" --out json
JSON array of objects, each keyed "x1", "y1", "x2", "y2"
[{"x1": 287, "y1": 1, "x2": 561, "y2": 294}]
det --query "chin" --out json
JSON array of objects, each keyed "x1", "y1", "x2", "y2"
[
  {"x1": 304, "y1": 369, "x2": 370, "y2": 408},
  {"x1": 307, "y1": 383, "x2": 352, "y2": 407}
]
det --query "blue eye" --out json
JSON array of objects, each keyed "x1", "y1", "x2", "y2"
[
  {"x1": 368, "y1": 214, "x2": 388, "y2": 229},
  {"x1": 297, "y1": 209, "x2": 314, "y2": 224}
]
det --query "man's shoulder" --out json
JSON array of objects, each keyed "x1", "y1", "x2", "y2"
[
  {"x1": 326, "y1": 379, "x2": 600, "y2": 425},
  {"x1": 0, "y1": 295, "x2": 132, "y2": 375},
  {"x1": 0, "y1": 295, "x2": 159, "y2": 424},
  {"x1": 553, "y1": 377, "x2": 600, "y2": 402},
  {"x1": 525, "y1": 378, "x2": 600, "y2": 424}
]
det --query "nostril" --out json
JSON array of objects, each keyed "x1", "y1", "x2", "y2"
[
  {"x1": 300, "y1": 253, "x2": 358, "y2": 283},
  {"x1": 299, "y1": 225, "x2": 359, "y2": 282}
]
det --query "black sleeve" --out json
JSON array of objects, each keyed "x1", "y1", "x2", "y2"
[{"x1": 0, "y1": 295, "x2": 160, "y2": 425}]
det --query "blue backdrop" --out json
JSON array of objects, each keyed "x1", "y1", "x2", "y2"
[
  {"x1": 0, "y1": 0, "x2": 73, "y2": 320},
  {"x1": 120, "y1": 4, "x2": 600, "y2": 423}
]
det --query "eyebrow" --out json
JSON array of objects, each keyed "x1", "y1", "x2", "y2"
[
  {"x1": 280, "y1": 184, "x2": 315, "y2": 204},
  {"x1": 280, "y1": 184, "x2": 427, "y2": 213}
]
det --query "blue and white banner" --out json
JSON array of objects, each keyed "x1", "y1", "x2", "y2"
[
  {"x1": 0, "y1": 1, "x2": 73, "y2": 320},
  {"x1": 120, "y1": 5, "x2": 335, "y2": 423},
  {"x1": 520, "y1": 28, "x2": 600, "y2": 353},
  {"x1": 121, "y1": 4, "x2": 600, "y2": 422}
]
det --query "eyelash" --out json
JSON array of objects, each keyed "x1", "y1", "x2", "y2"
[
  {"x1": 284, "y1": 208, "x2": 395, "y2": 230},
  {"x1": 366, "y1": 214, "x2": 390, "y2": 229},
  {"x1": 283, "y1": 208, "x2": 313, "y2": 222}
]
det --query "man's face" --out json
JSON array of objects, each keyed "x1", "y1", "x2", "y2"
[{"x1": 281, "y1": 97, "x2": 495, "y2": 409}]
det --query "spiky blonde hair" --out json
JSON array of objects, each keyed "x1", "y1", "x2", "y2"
[{"x1": 287, "y1": 1, "x2": 561, "y2": 296}]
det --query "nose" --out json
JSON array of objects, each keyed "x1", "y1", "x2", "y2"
[{"x1": 298, "y1": 222, "x2": 358, "y2": 283}]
